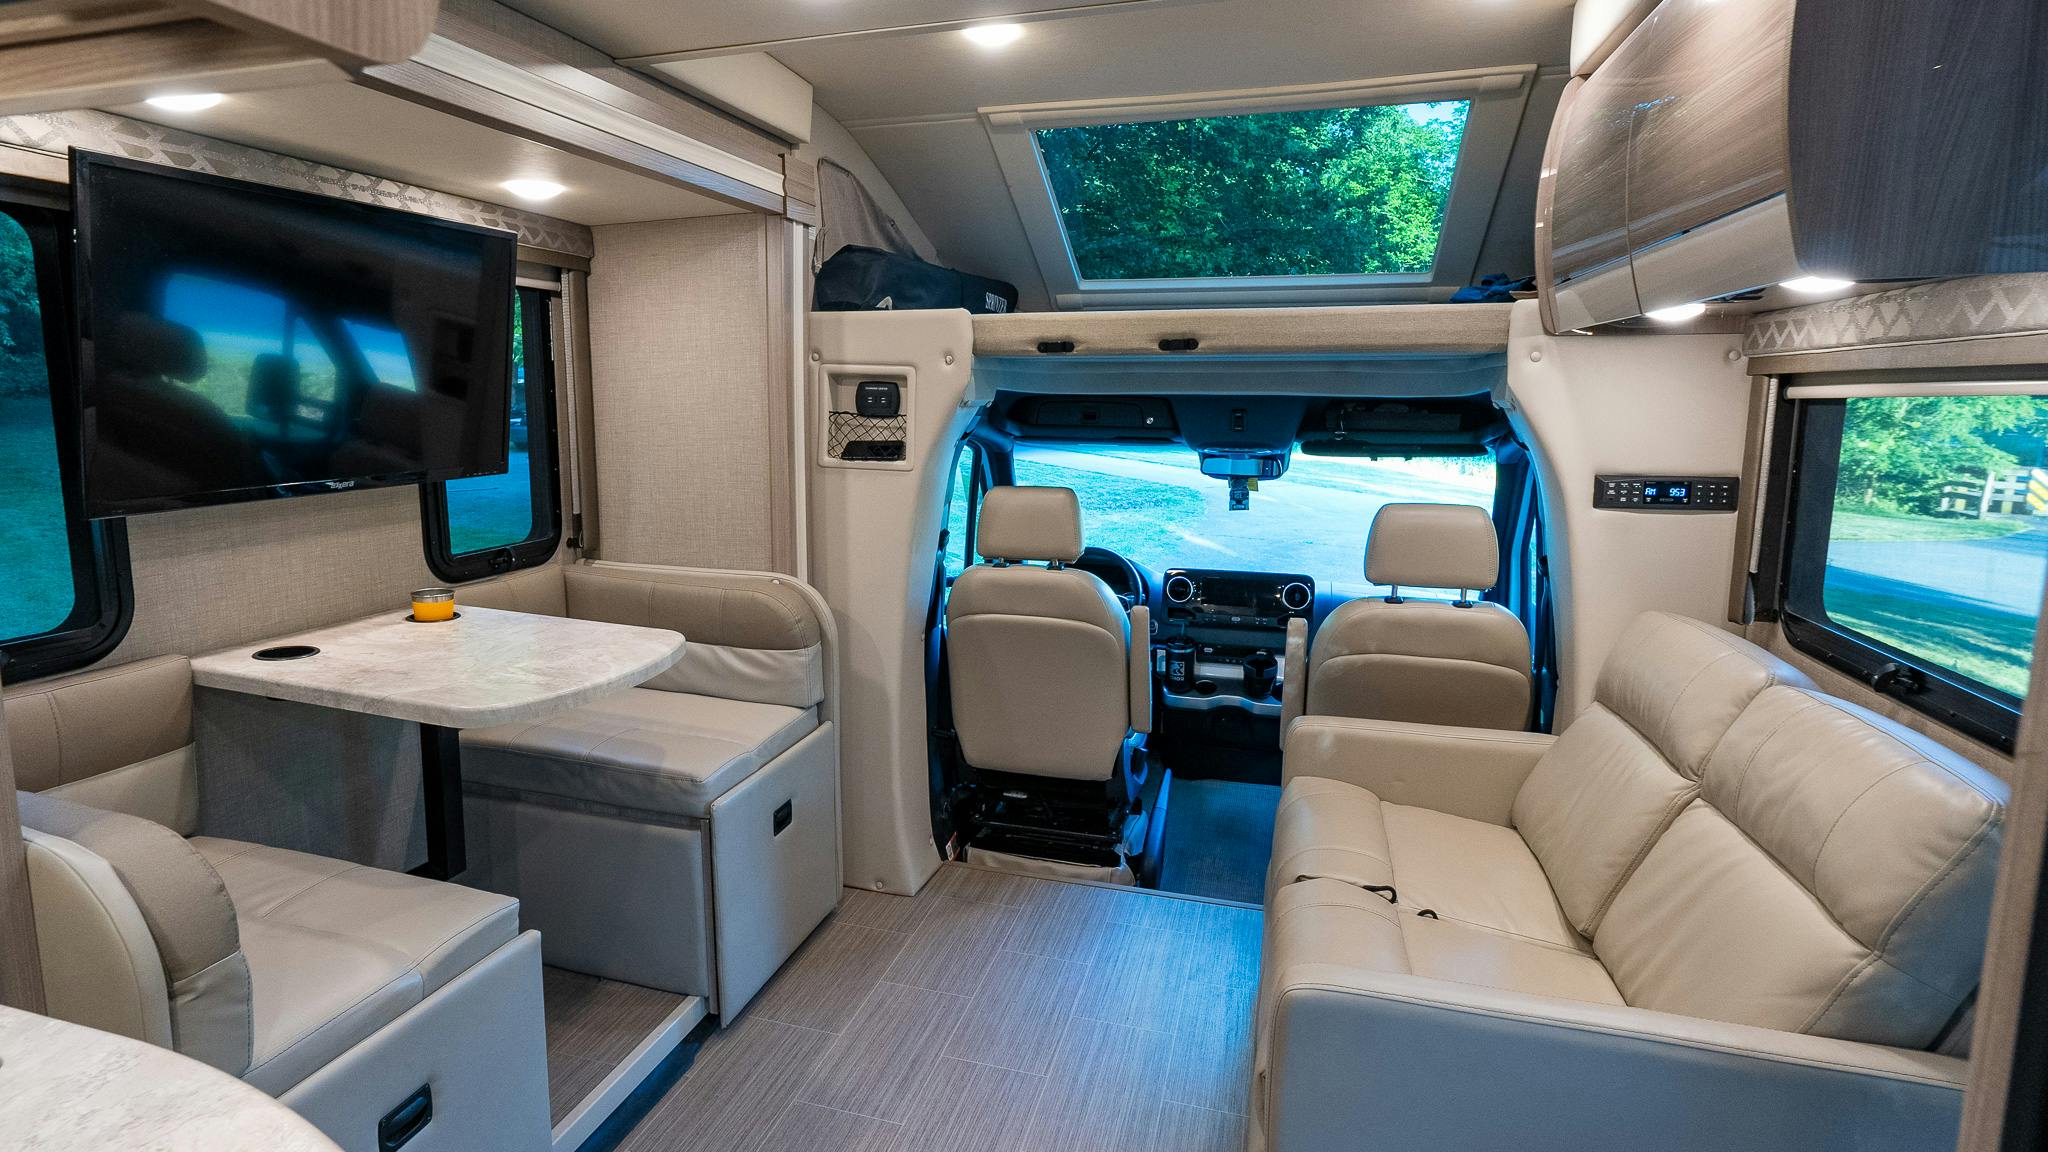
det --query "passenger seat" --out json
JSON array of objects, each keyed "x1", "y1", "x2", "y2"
[{"x1": 1284, "y1": 502, "x2": 1529, "y2": 731}]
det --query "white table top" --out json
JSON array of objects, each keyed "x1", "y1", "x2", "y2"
[
  {"x1": 190, "y1": 606, "x2": 686, "y2": 729},
  {"x1": 0, "y1": 1005, "x2": 341, "y2": 1151}
]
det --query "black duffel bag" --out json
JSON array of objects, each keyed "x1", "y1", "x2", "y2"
[{"x1": 815, "y1": 245, "x2": 1019, "y2": 314}]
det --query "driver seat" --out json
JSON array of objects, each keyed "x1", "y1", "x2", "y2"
[{"x1": 945, "y1": 486, "x2": 1151, "y2": 860}]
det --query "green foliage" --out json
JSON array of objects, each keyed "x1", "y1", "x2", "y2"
[
  {"x1": 1835, "y1": 395, "x2": 2048, "y2": 514},
  {"x1": 1036, "y1": 101, "x2": 1469, "y2": 281},
  {"x1": 0, "y1": 214, "x2": 48, "y2": 397}
]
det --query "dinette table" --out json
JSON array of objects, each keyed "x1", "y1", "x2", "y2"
[{"x1": 190, "y1": 605, "x2": 684, "y2": 879}]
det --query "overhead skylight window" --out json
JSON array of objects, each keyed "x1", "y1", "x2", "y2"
[{"x1": 1032, "y1": 100, "x2": 1471, "y2": 283}]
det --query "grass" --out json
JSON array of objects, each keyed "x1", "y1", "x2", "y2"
[
  {"x1": 1829, "y1": 507, "x2": 2030, "y2": 543},
  {"x1": 1825, "y1": 580, "x2": 2035, "y2": 698},
  {"x1": 0, "y1": 393, "x2": 77, "y2": 640},
  {"x1": 445, "y1": 449, "x2": 535, "y2": 554}
]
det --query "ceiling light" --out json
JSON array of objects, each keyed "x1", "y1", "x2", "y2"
[
  {"x1": 1780, "y1": 276, "x2": 1855, "y2": 294},
  {"x1": 961, "y1": 22, "x2": 1025, "y2": 47},
  {"x1": 144, "y1": 93, "x2": 223, "y2": 112},
  {"x1": 501, "y1": 179, "x2": 566, "y2": 202},
  {"x1": 1645, "y1": 302, "x2": 1707, "y2": 323}
]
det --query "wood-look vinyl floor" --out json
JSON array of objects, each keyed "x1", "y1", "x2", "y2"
[
  {"x1": 543, "y1": 966, "x2": 690, "y2": 1125},
  {"x1": 614, "y1": 865, "x2": 1262, "y2": 1152}
]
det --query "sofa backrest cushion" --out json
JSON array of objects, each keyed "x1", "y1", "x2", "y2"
[
  {"x1": 565, "y1": 565, "x2": 826, "y2": 709},
  {"x1": 458, "y1": 564, "x2": 569, "y2": 617},
  {"x1": 5, "y1": 655, "x2": 199, "y2": 834},
  {"x1": 1512, "y1": 613, "x2": 1811, "y2": 937},
  {"x1": 1595, "y1": 686, "x2": 2005, "y2": 1049},
  {"x1": 17, "y1": 792, "x2": 253, "y2": 1075}
]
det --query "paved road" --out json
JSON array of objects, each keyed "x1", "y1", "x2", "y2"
[
  {"x1": 1017, "y1": 445, "x2": 1491, "y2": 594},
  {"x1": 1827, "y1": 522, "x2": 2048, "y2": 616}
]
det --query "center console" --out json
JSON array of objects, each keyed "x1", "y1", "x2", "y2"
[{"x1": 1157, "y1": 568, "x2": 1314, "y2": 715}]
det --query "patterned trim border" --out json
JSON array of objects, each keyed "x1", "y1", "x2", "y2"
[
  {"x1": 1745, "y1": 274, "x2": 2048, "y2": 357},
  {"x1": 0, "y1": 109, "x2": 594, "y2": 260}
]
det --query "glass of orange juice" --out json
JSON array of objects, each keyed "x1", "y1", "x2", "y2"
[{"x1": 411, "y1": 587, "x2": 456, "y2": 622}]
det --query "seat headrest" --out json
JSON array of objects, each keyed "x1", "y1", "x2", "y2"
[
  {"x1": 108, "y1": 312, "x2": 208, "y2": 383},
  {"x1": 1364, "y1": 503, "x2": 1498, "y2": 590},
  {"x1": 978, "y1": 486, "x2": 1084, "y2": 564}
]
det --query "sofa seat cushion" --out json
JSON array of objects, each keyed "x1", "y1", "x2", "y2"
[
  {"x1": 460, "y1": 688, "x2": 817, "y2": 820},
  {"x1": 1267, "y1": 777, "x2": 1584, "y2": 952},
  {"x1": 1269, "y1": 776, "x2": 1394, "y2": 898},
  {"x1": 190, "y1": 837, "x2": 519, "y2": 1094},
  {"x1": 1263, "y1": 878, "x2": 1622, "y2": 1010}
]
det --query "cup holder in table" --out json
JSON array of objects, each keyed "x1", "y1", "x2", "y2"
[{"x1": 253, "y1": 645, "x2": 321, "y2": 661}]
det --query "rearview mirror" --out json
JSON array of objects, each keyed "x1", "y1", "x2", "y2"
[{"x1": 1199, "y1": 451, "x2": 1289, "y2": 480}]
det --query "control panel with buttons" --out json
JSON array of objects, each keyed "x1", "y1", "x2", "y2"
[{"x1": 1594, "y1": 475, "x2": 1738, "y2": 511}]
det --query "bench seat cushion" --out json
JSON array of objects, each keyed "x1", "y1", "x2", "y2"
[
  {"x1": 459, "y1": 688, "x2": 818, "y2": 820},
  {"x1": 1268, "y1": 776, "x2": 1583, "y2": 952},
  {"x1": 191, "y1": 837, "x2": 519, "y2": 1094}
]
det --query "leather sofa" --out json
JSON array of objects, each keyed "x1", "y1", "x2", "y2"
[
  {"x1": 458, "y1": 560, "x2": 840, "y2": 1018},
  {"x1": 6, "y1": 655, "x2": 550, "y2": 1152},
  {"x1": 1255, "y1": 611, "x2": 2005, "y2": 1152}
]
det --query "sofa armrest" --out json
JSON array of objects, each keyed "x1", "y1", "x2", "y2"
[
  {"x1": 1261, "y1": 963, "x2": 1967, "y2": 1152},
  {"x1": 1282, "y1": 716, "x2": 1554, "y2": 826}
]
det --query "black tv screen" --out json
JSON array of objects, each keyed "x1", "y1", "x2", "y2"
[{"x1": 70, "y1": 151, "x2": 518, "y2": 517}]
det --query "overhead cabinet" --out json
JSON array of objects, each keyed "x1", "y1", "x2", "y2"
[
  {"x1": 0, "y1": 0, "x2": 440, "y2": 115},
  {"x1": 1540, "y1": 0, "x2": 2048, "y2": 331}
]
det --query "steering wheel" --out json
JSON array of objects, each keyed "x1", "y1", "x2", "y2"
[{"x1": 1078, "y1": 546, "x2": 1149, "y2": 612}]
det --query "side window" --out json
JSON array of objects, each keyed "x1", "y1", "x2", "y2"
[
  {"x1": 421, "y1": 286, "x2": 560, "y2": 581},
  {"x1": 942, "y1": 444, "x2": 981, "y2": 579},
  {"x1": 0, "y1": 181, "x2": 130, "y2": 681},
  {"x1": 1782, "y1": 389, "x2": 2048, "y2": 750}
]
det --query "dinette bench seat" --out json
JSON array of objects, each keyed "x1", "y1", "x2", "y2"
[{"x1": 457, "y1": 561, "x2": 841, "y2": 1018}]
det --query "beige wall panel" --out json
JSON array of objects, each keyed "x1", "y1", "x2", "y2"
[
  {"x1": 1502, "y1": 300, "x2": 1752, "y2": 722},
  {"x1": 109, "y1": 487, "x2": 437, "y2": 665},
  {"x1": 808, "y1": 309, "x2": 978, "y2": 896},
  {"x1": 586, "y1": 215, "x2": 777, "y2": 571}
]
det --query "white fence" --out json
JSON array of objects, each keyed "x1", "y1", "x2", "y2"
[{"x1": 1939, "y1": 468, "x2": 2047, "y2": 517}]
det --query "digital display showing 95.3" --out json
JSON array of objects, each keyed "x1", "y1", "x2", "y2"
[{"x1": 1595, "y1": 475, "x2": 1739, "y2": 511}]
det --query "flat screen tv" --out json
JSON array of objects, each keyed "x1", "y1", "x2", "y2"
[{"x1": 70, "y1": 150, "x2": 518, "y2": 517}]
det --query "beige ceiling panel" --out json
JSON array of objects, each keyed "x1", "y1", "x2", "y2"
[
  {"x1": 496, "y1": 0, "x2": 1198, "y2": 57},
  {"x1": 105, "y1": 82, "x2": 746, "y2": 225},
  {"x1": 777, "y1": 0, "x2": 1572, "y2": 124}
]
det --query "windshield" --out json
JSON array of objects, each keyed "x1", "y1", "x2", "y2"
[{"x1": 1012, "y1": 442, "x2": 1497, "y2": 598}]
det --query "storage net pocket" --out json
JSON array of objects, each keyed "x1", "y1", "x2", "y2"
[{"x1": 827, "y1": 411, "x2": 908, "y2": 461}]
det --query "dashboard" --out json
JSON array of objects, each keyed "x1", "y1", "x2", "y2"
[
  {"x1": 1162, "y1": 568, "x2": 1314, "y2": 630},
  {"x1": 1045, "y1": 553, "x2": 1319, "y2": 719}
]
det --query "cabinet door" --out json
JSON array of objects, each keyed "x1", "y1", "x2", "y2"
[
  {"x1": 1622, "y1": 0, "x2": 1794, "y2": 247},
  {"x1": 1545, "y1": 67, "x2": 1639, "y2": 329}
]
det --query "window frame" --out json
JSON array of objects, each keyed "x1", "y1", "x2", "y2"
[
  {"x1": 940, "y1": 441, "x2": 986, "y2": 581},
  {"x1": 1773, "y1": 391, "x2": 2030, "y2": 753},
  {"x1": 983, "y1": 67, "x2": 1535, "y2": 309},
  {"x1": 419, "y1": 282, "x2": 562, "y2": 583},
  {"x1": 0, "y1": 174, "x2": 133, "y2": 684}
]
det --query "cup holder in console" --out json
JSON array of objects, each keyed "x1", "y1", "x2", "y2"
[
  {"x1": 1192, "y1": 679, "x2": 1218, "y2": 696},
  {"x1": 253, "y1": 645, "x2": 320, "y2": 661}
]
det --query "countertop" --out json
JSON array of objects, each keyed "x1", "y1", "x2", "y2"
[{"x1": 0, "y1": 1005, "x2": 340, "y2": 1151}]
